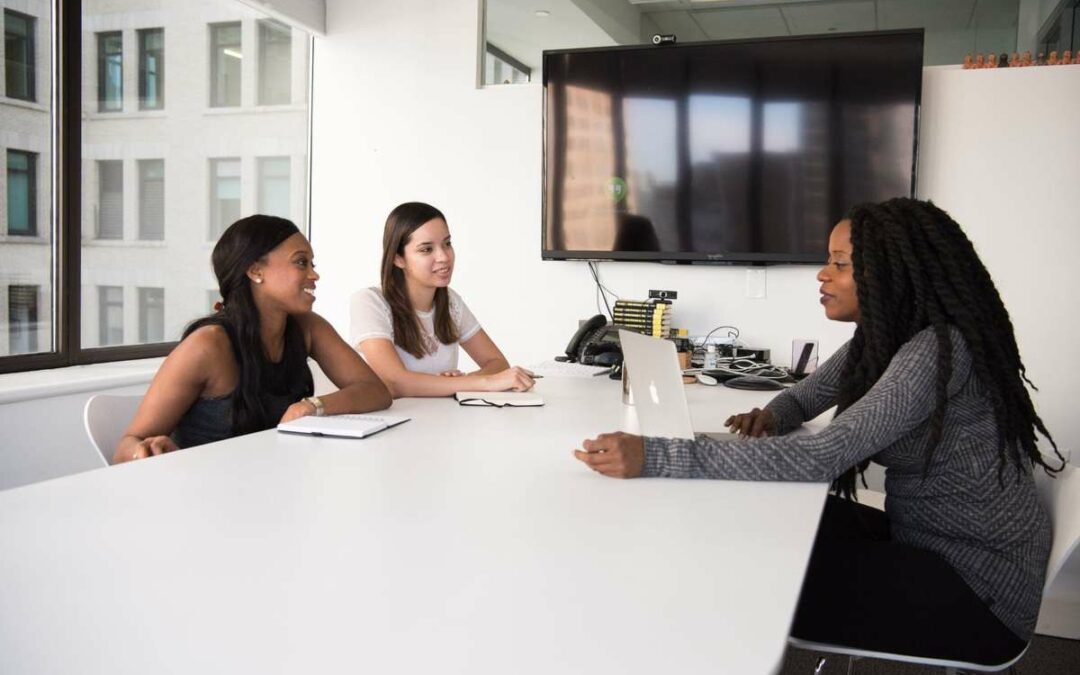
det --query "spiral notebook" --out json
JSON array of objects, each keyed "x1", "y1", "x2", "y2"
[{"x1": 277, "y1": 413, "x2": 410, "y2": 439}]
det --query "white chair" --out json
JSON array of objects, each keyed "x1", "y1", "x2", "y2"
[
  {"x1": 790, "y1": 459, "x2": 1080, "y2": 674},
  {"x1": 83, "y1": 394, "x2": 143, "y2": 466}
]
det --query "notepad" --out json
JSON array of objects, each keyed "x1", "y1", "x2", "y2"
[
  {"x1": 454, "y1": 391, "x2": 544, "y2": 407},
  {"x1": 276, "y1": 413, "x2": 410, "y2": 438}
]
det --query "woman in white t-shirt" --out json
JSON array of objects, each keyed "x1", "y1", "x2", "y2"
[{"x1": 350, "y1": 202, "x2": 535, "y2": 397}]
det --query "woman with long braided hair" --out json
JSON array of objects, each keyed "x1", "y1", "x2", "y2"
[{"x1": 574, "y1": 198, "x2": 1063, "y2": 664}]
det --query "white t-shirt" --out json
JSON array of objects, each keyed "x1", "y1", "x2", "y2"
[{"x1": 349, "y1": 287, "x2": 482, "y2": 375}]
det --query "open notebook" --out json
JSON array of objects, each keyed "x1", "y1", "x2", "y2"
[
  {"x1": 277, "y1": 413, "x2": 410, "y2": 439},
  {"x1": 454, "y1": 391, "x2": 544, "y2": 407}
]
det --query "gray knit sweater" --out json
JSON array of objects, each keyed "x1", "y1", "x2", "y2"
[{"x1": 642, "y1": 327, "x2": 1050, "y2": 639}]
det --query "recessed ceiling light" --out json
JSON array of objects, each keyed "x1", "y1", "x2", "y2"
[{"x1": 535, "y1": 10, "x2": 550, "y2": 18}]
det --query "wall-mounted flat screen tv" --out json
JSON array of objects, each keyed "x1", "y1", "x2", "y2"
[{"x1": 542, "y1": 30, "x2": 923, "y2": 264}]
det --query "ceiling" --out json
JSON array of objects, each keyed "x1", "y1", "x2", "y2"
[{"x1": 486, "y1": 0, "x2": 1021, "y2": 74}]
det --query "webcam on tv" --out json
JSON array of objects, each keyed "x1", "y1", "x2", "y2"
[{"x1": 652, "y1": 34, "x2": 676, "y2": 46}]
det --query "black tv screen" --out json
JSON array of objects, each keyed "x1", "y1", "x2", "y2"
[{"x1": 542, "y1": 30, "x2": 923, "y2": 264}]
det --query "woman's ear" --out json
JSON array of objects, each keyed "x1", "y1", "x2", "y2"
[
  {"x1": 246, "y1": 263, "x2": 265, "y2": 285},
  {"x1": 393, "y1": 254, "x2": 405, "y2": 270}
]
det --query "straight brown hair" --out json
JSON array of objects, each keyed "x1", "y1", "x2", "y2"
[{"x1": 380, "y1": 202, "x2": 459, "y2": 359}]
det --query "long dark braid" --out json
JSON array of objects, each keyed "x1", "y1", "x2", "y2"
[
  {"x1": 831, "y1": 198, "x2": 1062, "y2": 500},
  {"x1": 183, "y1": 215, "x2": 313, "y2": 436}
]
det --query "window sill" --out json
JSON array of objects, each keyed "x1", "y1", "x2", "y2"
[
  {"x1": 0, "y1": 234, "x2": 48, "y2": 244},
  {"x1": 0, "y1": 96, "x2": 48, "y2": 112},
  {"x1": 204, "y1": 103, "x2": 306, "y2": 115},
  {"x1": 0, "y1": 357, "x2": 164, "y2": 405},
  {"x1": 85, "y1": 110, "x2": 167, "y2": 120},
  {"x1": 81, "y1": 238, "x2": 167, "y2": 247}
]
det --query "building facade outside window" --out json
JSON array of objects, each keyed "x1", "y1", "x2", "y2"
[
  {"x1": 97, "y1": 160, "x2": 123, "y2": 239},
  {"x1": 209, "y1": 157, "x2": 240, "y2": 240},
  {"x1": 6, "y1": 150, "x2": 36, "y2": 236},
  {"x1": 257, "y1": 156, "x2": 290, "y2": 219},
  {"x1": 138, "y1": 159, "x2": 164, "y2": 240},
  {"x1": 138, "y1": 287, "x2": 164, "y2": 342},
  {"x1": 138, "y1": 28, "x2": 164, "y2": 110},
  {"x1": 209, "y1": 22, "x2": 241, "y2": 107},
  {"x1": 258, "y1": 19, "x2": 290, "y2": 105},
  {"x1": 98, "y1": 285, "x2": 123, "y2": 346},
  {"x1": 4, "y1": 9, "x2": 36, "y2": 102},
  {"x1": 8, "y1": 285, "x2": 38, "y2": 354},
  {"x1": 97, "y1": 31, "x2": 123, "y2": 112}
]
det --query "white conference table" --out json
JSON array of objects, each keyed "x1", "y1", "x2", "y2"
[{"x1": 0, "y1": 376, "x2": 829, "y2": 675}]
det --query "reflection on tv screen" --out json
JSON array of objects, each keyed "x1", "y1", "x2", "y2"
[{"x1": 543, "y1": 31, "x2": 923, "y2": 263}]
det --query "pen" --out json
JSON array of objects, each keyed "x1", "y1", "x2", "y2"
[
  {"x1": 532, "y1": 374, "x2": 544, "y2": 379},
  {"x1": 592, "y1": 368, "x2": 613, "y2": 377}
]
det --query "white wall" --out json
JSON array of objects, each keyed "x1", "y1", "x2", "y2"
[{"x1": 311, "y1": 0, "x2": 1080, "y2": 461}]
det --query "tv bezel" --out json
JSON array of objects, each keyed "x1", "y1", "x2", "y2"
[{"x1": 540, "y1": 29, "x2": 924, "y2": 265}]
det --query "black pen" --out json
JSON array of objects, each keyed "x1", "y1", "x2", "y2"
[{"x1": 592, "y1": 368, "x2": 613, "y2": 377}]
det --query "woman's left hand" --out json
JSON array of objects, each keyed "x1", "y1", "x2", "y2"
[
  {"x1": 573, "y1": 432, "x2": 644, "y2": 478},
  {"x1": 280, "y1": 400, "x2": 317, "y2": 424}
]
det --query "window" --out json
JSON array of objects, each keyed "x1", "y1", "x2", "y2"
[
  {"x1": 138, "y1": 159, "x2": 164, "y2": 240},
  {"x1": 138, "y1": 287, "x2": 164, "y2": 342},
  {"x1": 258, "y1": 20, "x2": 291, "y2": 105},
  {"x1": 484, "y1": 44, "x2": 530, "y2": 85},
  {"x1": 6, "y1": 150, "x2": 36, "y2": 236},
  {"x1": 98, "y1": 286, "x2": 123, "y2": 346},
  {"x1": 138, "y1": 28, "x2": 164, "y2": 110},
  {"x1": 8, "y1": 285, "x2": 38, "y2": 354},
  {"x1": 2, "y1": 2, "x2": 312, "y2": 372},
  {"x1": 258, "y1": 157, "x2": 290, "y2": 219},
  {"x1": 210, "y1": 158, "x2": 240, "y2": 240},
  {"x1": 97, "y1": 31, "x2": 123, "y2": 112},
  {"x1": 4, "y1": 10, "x2": 36, "y2": 101},
  {"x1": 97, "y1": 160, "x2": 123, "y2": 239},
  {"x1": 210, "y1": 22, "x2": 241, "y2": 107}
]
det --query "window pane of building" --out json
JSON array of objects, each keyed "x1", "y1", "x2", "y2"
[
  {"x1": 97, "y1": 160, "x2": 123, "y2": 239},
  {"x1": 4, "y1": 10, "x2": 36, "y2": 102},
  {"x1": 7, "y1": 285, "x2": 38, "y2": 354},
  {"x1": 6, "y1": 150, "x2": 36, "y2": 236},
  {"x1": 97, "y1": 31, "x2": 123, "y2": 112},
  {"x1": 0, "y1": 3, "x2": 52, "y2": 361},
  {"x1": 210, "y1": 158, "x2": 240, "y2": 240},
  {"x1": 258, "y1": 19, "x2": 291, "y2": 105},
  {"x1": 210, "y1": 22, "x2": 241, "y2": 107},
  {"x1": 98, "y1": 285, "x2": 123, "y2": 346},
  {"x1": 257, "y1": 157, "x2": 290, "y2": 219},
  {"x1": 138, "y1": 159, "x2": 164, "y2": 240},
  {"x1": 81, "y1": 1, "x2": 309, "y2": 351},
  {"x1": 138, "y1": 287, "x2": 164, "y2": 342},
  {"x1": 138, "y1": 28, "x2": 164, "y2": 110}
]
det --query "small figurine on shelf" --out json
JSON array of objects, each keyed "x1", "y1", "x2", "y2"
[
  {"x1": 1048, "y1": 50, "x2": 1059, "y2": 65},
  {"x1": 1009, "y1": 51, "x2": 1021, "y2": 67},
  {"x1": 975, "y1": 53, "x2": 985, "y2": 68},
  {"x1": 1037, "y1": 52, "x2": 1047, "y2": 65},
  {"x1": 1022, "y1": 51, "x2": 1033, "y2": 66},
  {"x1": 963, "y1": 53, "x2": 974, "y2": 69},
  {"x1": 998, "y1": 53, "x2": 1009, "y2": 68},
  {"x1": 985, "y1": 53, "x2": 997, "y2": 68},
  {"x1": 1063, "y1": 50, "x2": 1073, "y2": 65}
]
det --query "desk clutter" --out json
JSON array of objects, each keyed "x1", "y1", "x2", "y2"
[{"x1": 612, "y1": 298, "x2": 675, "y2": 338}]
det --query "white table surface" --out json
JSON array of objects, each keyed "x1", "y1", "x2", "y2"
[{"x1": 0, "y1": 376, "x2": 829, "y2": 675}]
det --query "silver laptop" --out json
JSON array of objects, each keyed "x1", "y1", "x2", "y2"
[
  {"x1": 277, "y1": 413, "x2": 410, "y2": 439},
  {"x1": 619, "y1": 329, "x2": 736, "y2": 441}
]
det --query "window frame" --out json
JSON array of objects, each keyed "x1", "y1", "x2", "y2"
[
  {"x1": 0, "y1": 0, "x2": 314, "y2": 375},
  {"x1": 137, "y1": 27, "x2": 164, "y2": 110},
  {"x1": 96, "y1": 29, "x2": 123, "y2": 113},
  {"x1": 4, "y1": 8, "x2": 37, "y2": 102}
]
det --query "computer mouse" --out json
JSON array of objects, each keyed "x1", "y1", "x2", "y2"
[
  {"x1": 723, "y1": 375, "x2": 785, "y2": 391},
  {"x1": 696, "y1": 372, "x2": 719, "y2": 386}
]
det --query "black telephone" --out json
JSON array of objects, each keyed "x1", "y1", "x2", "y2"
[{"x1": 563, "y1": 314, "x2": 623, "y2": 366}]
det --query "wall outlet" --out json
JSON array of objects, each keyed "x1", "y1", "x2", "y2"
[{"x1": 745, "y1": 268, "x2": 767, "y2": 299}]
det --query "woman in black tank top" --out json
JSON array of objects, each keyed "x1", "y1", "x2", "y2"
[{"x1": 114, "y1": 215, "x2": 391, "y2": 462}]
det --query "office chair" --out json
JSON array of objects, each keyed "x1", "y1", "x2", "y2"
[
  {"x1": 790, "y1": 458, "x2": 1080, "y2": 674},
  {"x1": 83, "y1": 394, "x2": 142, "y2": 466}
]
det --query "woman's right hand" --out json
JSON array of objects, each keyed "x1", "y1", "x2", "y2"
[
  {"x1": 483, "y1": 366, "x2": 535, "y2": 392},
  {"x1": 125, "y1": 435, "x2": 179, "y2": 462},
  {"x1": 724, "y1": 408, "x2": 775, "y2": 438}
]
